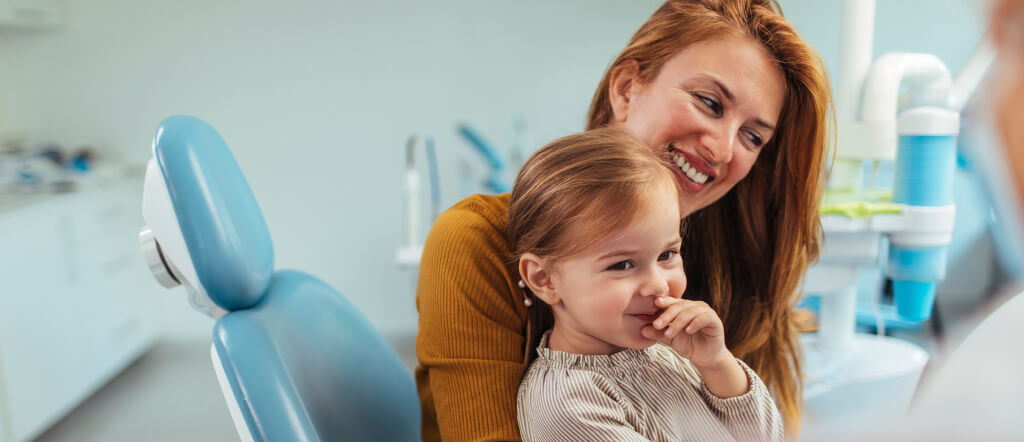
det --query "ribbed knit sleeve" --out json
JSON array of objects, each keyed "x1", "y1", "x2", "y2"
[{"x1": 414, "y1": 193, "x2": 528, "y2": 442}]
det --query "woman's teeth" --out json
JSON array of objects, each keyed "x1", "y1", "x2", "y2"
[{"x1": 669, "y1": 150, "x2": 710, "y2": 185}]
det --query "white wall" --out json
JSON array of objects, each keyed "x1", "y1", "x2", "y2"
[
  {"x1": 0, "y1": 0, "x2": 663, "y2": 338},
  {"x1": 779, "y1": 0, "x2": 989, "y2": 87},
  {"x1": 0, "y1": 0, "x2": 991, "y2": 339}
]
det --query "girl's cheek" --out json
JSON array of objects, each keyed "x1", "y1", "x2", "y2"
[
  {"x1": 594, "y1": 289, "x2": 632, "y2": 317},
  {"x1": 672, "y1": 274, "x2": 687, "y2": 298}
]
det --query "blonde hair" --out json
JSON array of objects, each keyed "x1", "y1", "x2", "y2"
[
  {"x1": 509, "y1": 127, "x2": 677, "y2": 265},
  {"x1": 587, "y1": 0, "x2": 832, "y2": 432}
]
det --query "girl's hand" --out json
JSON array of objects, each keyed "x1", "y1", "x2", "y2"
[{"x1": 641, "y1": 296, "x2": 730, "y2": 370}]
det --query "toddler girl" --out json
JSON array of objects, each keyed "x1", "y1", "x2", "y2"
[{"x1": 511, "y1": 128, "x2": 783, "y2": 441}]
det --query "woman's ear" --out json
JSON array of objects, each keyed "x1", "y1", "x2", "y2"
[
  {"x1": 519, "y1": 253, "x2": 559, "y2": 306},
  {"x1": 609, "y1": 59, "x2": 641, "y2": 124}
]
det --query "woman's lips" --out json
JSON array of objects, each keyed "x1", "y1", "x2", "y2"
[
  {"x1": 666, "y1": 146, "x2": 712, "y2": 193},
  {"x1": 679, "y1": 150, "x2": 717, "y2": 179},
  {"x1": 669, "y1": 164, "x2": 707, "y2": 193}
]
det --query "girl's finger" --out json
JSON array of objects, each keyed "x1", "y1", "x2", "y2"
[
  {"x1": 663, "y1": 304, "x2": 706, "y2": 337},
  {"x1": 653, "y1": 299, "x2": 691, "y2": 329},
  {"x1": 686, "y1": 311, "x2": 724, "y2": 337},
  {"x1": 654, "y1": 296, "x2": 680, "y2": 308}
]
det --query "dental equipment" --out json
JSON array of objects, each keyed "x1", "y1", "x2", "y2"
[
  {"x1": 405, "y1": 135, "x2": 420, "y2": 249},
  {"x1": 426, "y1": 135, "x2": 441, "y2": 222},
  {"x1": 457, "y1": 123, "x2": 511, "y2": 194},
  {"x1": 396, "y1": 134, "x2": 441, "y2": 269},
  {"x1": 800, "y1": 0, "x2": 996, "y2": 436},
  {"x1": 139, "y1": 115, "x2": 420, "y2": 441}
]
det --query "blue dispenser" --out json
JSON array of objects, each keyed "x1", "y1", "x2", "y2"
[{"x1": 889, "y1": 107, "x2": 960, "y2": 321}]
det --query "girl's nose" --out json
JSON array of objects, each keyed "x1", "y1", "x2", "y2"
[{"x1": 640, "y1": 267, "x2": 670, "y2": 298}]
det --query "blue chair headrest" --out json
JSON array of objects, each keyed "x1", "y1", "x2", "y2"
[{"x1": 154, "y1": 115, "x2": 274, "y2": 310}]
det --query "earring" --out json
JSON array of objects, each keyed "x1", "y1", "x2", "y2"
[{"x1": 518, "y1": 280, "x2": 533, "y2": 307}]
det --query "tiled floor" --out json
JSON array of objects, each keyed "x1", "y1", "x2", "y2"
[{"x1": 34, "y1": 335, "x2": 417, "y2": 442}]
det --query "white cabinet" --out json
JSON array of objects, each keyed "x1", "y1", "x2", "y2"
[
  {"x1": 0, "y1": 0, "x2": 62, "y2": 29},
  {"x1": 0, "y1": 180, "x2": 158, "y2": 442}
]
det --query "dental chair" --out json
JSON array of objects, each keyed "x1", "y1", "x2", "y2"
[{"x1": 137, "y1": 115, "x2": 420, "y2": 441}]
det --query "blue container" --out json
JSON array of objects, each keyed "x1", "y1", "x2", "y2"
[
  {"x1": 893, "y1": 280, "x2": 937, "y2": 322},
  {"x1": 889, "y1": 107, "x2": 959, "y2": 321},
  {"x1": 889, "y1": 246, "x2": 947, "y2": 321},
  {"x1": 892, "y1": 135, "x2": 957, "y2": 206}
]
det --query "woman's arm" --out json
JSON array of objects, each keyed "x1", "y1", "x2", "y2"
[{"x1": 415, "y1": 195, "x2": 526, "y2": 441}]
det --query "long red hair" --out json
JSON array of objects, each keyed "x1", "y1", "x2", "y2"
[{"x1": 587, "y1": 0, "x2": 833, "y2": 433}]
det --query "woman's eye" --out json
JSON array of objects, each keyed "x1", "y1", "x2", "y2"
[
  {"x1": 658, "y1": 250, "x2": 678, "y2": 261},
  {"x1": 607, "y1": 261, "x2": 634, "y2": 271},
  {"x1": 744, "y1": 130, "x2": 764, "y2": 148},
  {"x1": 696, "y1": 94, "x2": 723, "y2": 116}
]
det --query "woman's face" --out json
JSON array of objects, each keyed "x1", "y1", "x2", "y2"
[{"x1": 611, "y1": 36, "x2": 786, "y2": 215}]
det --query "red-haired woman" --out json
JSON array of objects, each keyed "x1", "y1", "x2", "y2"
[{"x1": 415, "y1": 1, "x2": 832, "y2": 440}]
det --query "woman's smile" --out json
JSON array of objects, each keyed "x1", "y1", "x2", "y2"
[{"x1": 666, "y1": 144, "x2": 720, "y2": 194}]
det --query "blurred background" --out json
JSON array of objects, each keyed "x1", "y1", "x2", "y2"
[{"x1": 0, "y1": 0, "x2": 1002, "y2": 441}]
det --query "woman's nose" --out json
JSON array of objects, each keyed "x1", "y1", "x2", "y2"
[{"x1": 699, "y1": 126, "x2": 735, "y2": 165}]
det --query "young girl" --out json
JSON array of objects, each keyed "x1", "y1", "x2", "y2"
[{"x1": 511, "y1": 128, "x2": 783, "y2": 441}]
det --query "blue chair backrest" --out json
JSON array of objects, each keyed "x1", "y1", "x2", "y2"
[{"x1": 152, "y1": 115, "x2": 421, "y2": 441}]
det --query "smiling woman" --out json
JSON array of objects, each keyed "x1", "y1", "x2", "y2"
[
  {"x1": 603, "y1": 37, "x2": 786, "y2": 211},
  {"x1": 414, "y1": 1, "x2": 831, "y2": 440}
]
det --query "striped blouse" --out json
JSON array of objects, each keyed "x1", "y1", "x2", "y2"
[{"x1": 517, "y1": 332, "x2": 784, "y2": 442}]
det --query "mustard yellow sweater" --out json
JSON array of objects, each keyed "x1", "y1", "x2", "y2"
[{"x1": 415, "y1": 193, "x2": 532, "y2": 441}]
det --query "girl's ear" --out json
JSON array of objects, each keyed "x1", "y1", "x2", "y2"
[
  {"x1": 519, "y1": 253, "x2": 560, "y2": 305},
  {"x1": 609, "y1": 59, "x2": 641, "y2": 124}
]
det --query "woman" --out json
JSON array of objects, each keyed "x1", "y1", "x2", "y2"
[{"x1": 415, "y1": 0, "x2": 831, "y2": 440}]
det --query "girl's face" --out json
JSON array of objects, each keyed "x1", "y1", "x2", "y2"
[
  {"x1": 546, "y1": 180, "x2": 686, "y2": 355},
  {"x1": 611, "y1": 36, "x2": 786, "y2": 216}
]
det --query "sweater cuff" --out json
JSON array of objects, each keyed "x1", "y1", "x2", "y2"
[{"x1": 699, "y1": 358, "x2": 765, "y2": 410}]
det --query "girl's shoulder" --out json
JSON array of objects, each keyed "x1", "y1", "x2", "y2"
[{"x1": 519, "y1": 354, "x2": 627, "y2": 406}]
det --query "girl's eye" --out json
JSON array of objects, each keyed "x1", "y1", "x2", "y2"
[
  {"x1": 658, "y1": 250, "x2": 678, "y2": 261},
  {"x1": 696, "y1": 94, "x2": 723, "y2": 116},
  {"x1": 607, "y1": 261, "x2": 634, "y2": 271}
]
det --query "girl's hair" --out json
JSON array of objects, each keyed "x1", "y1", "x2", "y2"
[
  {"x1": 509, "y1": 127, "x2": 677, "y2": 266},
  {"x1": 586, "y1": 0, "x2": 832, "y2": 432}
]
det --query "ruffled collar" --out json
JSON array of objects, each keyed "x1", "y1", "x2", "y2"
[{"x1": 535, "y1": 330, "x2": 658, "y2": 369}]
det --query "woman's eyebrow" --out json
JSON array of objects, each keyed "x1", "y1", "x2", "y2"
[
  {"x1": 705, "y1": 75, "x2": 735, "y2": 102},
  {"x1": 697, "y1": 74, "x2": 777, "y2": 131},
  {"x1": 754, "y1": 118, "x2": 776, "y2": 132}
]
